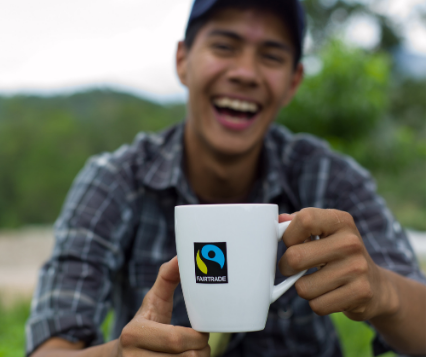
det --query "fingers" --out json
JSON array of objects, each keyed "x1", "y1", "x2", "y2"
[
  {"x1": 140, "y1": 256, "x2": 180, "y2": 323},
  {"x1": 120, "y1": 256, "x2": 210, "y2": 356},
  {"x1": 119, "y1": 344, "x2": 210, "y2": 357},
  {"x1": 292, "y1": 254, "x2": 370, "y2": 301},
  {"x1": 279, "y1": 230, "x2": 365, "y2": 275},
  {"x1": 307, "y1": 278, "x2": 373, "y2": 318},
  {"x1": 180, "y1": 345, "x2": 211, "y2": 357},
  {"x1": 121, "y1": 319, "x2": 209, "y2": 354},
  {"x1": 278, "y1": 213, "x2": 296, "y2": 223},
  {"x1": 282, "y1": 208, "x2": 357, "y2": 246}
]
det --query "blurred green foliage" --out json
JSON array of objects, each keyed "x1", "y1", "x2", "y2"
[
  {"x1": 278, "y1": 39, "x2": 391, "y2": 142},
  {"x1": 0, "y1": 92, "x2": 184, "y2": 228},
  {"x1": 0, "y1": 40, "x2": 424, "y2": 230},
  {"x1": 302, "y1": 0, "x2": 406, "y2": 52},
  {"x1": 278, "y1": 39, "x2": 425, "y2": 230}
]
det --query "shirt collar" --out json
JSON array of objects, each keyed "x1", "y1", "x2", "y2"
[
  {"x1": 261, "y1": 127, "x2": 301, "y2": 207},
  {"x1": 141, "y1": 123, "x2": 298, "y2": 206},
  {"x1": 141, "y1": 123, "x2": 198, "y2": 204}
]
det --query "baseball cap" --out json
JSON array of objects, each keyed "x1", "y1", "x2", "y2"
[{"x1": 185, "y1": 0, "x2": 306, "y2": 63}]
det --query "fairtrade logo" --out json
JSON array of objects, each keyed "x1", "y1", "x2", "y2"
[
  {"x1": 196, "y1": 244, "x2": 225, "y2": 274},
  {"x1": 194, "y1": 242, "x2": 228, "y2": 284}
]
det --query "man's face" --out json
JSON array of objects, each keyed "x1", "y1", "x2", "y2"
[{"x1": 177, "y1": 7, "x2": 303, "y2": 156}]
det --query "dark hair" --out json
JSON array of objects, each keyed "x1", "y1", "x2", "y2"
[{"x1": 184, "y1": 0, "x2": 301, "y2": 67}]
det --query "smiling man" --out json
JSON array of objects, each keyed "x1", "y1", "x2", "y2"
[{"x1": 27, "y1": 0, "x2": 426, "y2": 356}]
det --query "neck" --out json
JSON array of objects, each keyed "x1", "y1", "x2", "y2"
[{"x1": 184, "y1": 125, "x2": 263, "y2": 204}]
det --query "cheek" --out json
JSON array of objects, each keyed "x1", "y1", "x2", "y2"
[
  {"x1": 265, "y1": 71, "x2": 292, "y2": 107},
  {"x1": 188, "y1": 53, "x2": 228, "y2": 91}
]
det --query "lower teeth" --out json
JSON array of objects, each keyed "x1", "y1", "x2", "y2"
[{"x1": 226, "y1": 116, "x2": 246, "y2": 122}]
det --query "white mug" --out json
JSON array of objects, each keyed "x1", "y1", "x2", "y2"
[{"x1": 175, "y1": 204, "x2": 307, "y2": 333}]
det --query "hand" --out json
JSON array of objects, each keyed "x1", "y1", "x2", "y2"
[
  {"x1": 116, "y1": 256, "x2": 210, "y2": 356},
  {"x1": 278, "y1": 208, "x2": 399, "y2": 322}
]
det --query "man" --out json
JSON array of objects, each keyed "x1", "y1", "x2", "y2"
[{"x1": 27, "y1": 0, "x2": 426, "y2": 356}]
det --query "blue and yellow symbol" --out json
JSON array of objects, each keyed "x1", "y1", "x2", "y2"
[
  {"x1": 194, "y1": 242, "x2": 228, "y2": 284},
  {"x1": 196, "y1": 244, "x2": 225, "y2": 275}
]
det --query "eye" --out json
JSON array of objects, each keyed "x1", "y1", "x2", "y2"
[
  {"x1": 214, "y1": 43, "x2": 231, "y2": 50},
  {"x1": 262, "y1": 53, "x2": 284, "y2": 64},
  {"x1": 211, "y1": 42, "x2": 235, "y2": 54}
]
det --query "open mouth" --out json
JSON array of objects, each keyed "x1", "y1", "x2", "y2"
[{"x1": 212, "y1": 96, "x2": 261, "y2": 129}]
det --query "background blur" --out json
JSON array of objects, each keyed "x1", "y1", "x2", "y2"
[{"x1": 0, "y1": 0, "x2": 425, "y2": 356}]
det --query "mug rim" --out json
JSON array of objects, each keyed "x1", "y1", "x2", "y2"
[{"x1": 175, "y1": 203, "x2": 278, "y2": 209}]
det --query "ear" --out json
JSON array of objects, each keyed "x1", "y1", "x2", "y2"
[
  {"x1": 280, "y1": 62, "x2": 304, "y2": 107},
  {"x1": 176, "y1": 41, "x2": 189, "y2": 87}
]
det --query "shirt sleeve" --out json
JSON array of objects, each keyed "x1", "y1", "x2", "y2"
[
  {"x1": 300, "y1": 153, "x2": 425, "y2": 282},
  {"x1": 299, "y1": 152, "x2": 426, "y2": 356},
  {"x1": 25, "y1": 151, "x2": 138, "y2": 356}
]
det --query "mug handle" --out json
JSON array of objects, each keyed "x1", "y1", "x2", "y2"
[{"x1": 270, "y1": 221, "x2": 308, "y2": 303}]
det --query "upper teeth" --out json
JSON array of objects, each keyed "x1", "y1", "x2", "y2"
[{"x1": 213, "y1": 97, "x2": 259, "y2": 113}]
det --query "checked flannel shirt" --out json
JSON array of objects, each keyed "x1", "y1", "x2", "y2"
[{"x1": 26, "y1": 122, "x2": 425, "y2": 356}]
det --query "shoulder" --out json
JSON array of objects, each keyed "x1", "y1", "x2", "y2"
[
  {"x1": 268, "y1": 124, "x2": 329, "y2": 162},
  {"x1": 78, "y1": 124, "x2": 182, "y2": 193},
  {"x1": 87, "y1": 124, "x2": 179, "y2": 174},
  {"x1": 268, "y1": 124, "x2": 372, "y2": 186}
]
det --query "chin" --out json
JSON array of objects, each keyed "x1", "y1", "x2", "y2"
[{"x1": 206, "y1": 134, "x2": 262, "y2": 159}]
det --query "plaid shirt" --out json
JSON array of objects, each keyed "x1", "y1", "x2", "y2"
[{"x1": 26, "y1": 122, "x2": 425, "y2": 357}]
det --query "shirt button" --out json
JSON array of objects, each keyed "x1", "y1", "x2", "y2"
[{"x1": 278, "y1": 307, "x2": 293, "y2": 319}]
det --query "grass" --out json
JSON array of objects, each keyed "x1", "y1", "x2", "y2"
[
  {"x1": 330, "y1": 313, "x2": 396, "y2": 357},
  {"x1": 0, "y1": 301, "x2": 114, "y2": 357},
  {"x1": 0, "y1": 300, "x2": 399, "y2": 357},
  {"x1": 0, "y1": 299, "x2": 30, "y2": 357}
]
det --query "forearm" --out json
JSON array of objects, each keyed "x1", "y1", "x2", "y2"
[
  {"x1": 31, "y1": 338, "x2": 119, "y2": 357},
  {"x1": 369, "y1": 268, "x2": 426, "y2": 355}
]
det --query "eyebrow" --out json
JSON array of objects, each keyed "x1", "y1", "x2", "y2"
[{"x1": 207, "y1": 29, "x2": 293, "y2": 53}]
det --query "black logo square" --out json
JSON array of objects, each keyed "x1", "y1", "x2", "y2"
[{"x1": 194, "y1": 242, "x2": 228, "y2": 284}]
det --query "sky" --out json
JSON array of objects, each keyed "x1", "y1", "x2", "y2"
[{"x1": 0, "y1": 0, "x2": 425, "y2": 102}]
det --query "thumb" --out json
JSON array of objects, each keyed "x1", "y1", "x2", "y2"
[{"x1": 139, "y1": 256, "x2": 180, "y2": 324}]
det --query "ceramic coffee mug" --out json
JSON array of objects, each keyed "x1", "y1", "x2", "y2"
[{"x1": 175, "y1": 204, "x2": 307, "y2": 333}]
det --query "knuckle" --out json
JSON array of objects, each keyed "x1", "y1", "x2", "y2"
[
  {"x1": 167, "y1": 330, "x2": 185, "y2": 353},
  {"x1": 357, "y1": 259, "x2": 369, "y2": 275},
  {"x1": 340, "y1": 210, "x2": 355, "y2": 225},
  {"x1": 295, "y1": 278, "x2": 309, "y2": 299},
  {"x1": 358, "y1": 280, "x2": 374, "y2": 301},
  {"x1": 158, "y1": 262, "x2": 168, "y2": 276},
  {"x1": 188, "y1": 350, "x2": 202, "y2": 357},
  {"x1": 119, "y1": 325, "x2": 135, "y2": 348},
  {"x1": 192, "y1": 345, "x2": 212, "y2": 357},
  {"x1": 183, "y1": 350, "x2": 196, "y2": 357},
  {"x1": 298, "y1": 209, "x2": 315, "y2": 229},
  {"x1": 309, "y1": 299, "x2": 327, "y2": 316},
  {"x1": 343, "y1": 234, "x2": 363, "y2": 255},
  {"x1": 350, "y1": 257, "x2": 369, "y2": 276},
  {"x1": 285, "y1": 246, "x2": 303, "y2": 271}
]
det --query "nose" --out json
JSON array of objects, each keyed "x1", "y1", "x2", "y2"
[{"x1": 226, "y1": 49, "x2": 260, "y2": 89}]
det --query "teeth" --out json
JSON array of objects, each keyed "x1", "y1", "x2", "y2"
[
  {"x1": 226, "y1": 116, "x2": 244, "y2": 123},
  {"x1": 213, "y1": 97, "x2": 258, "y2": 113}
]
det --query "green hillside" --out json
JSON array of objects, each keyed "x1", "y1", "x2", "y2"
[
  {"x1": 0, "y1": 41, "x2": 424, "y2": 230},
  {"x1": 0, "y1": 90, "x2": 185, "y2": 227}
]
